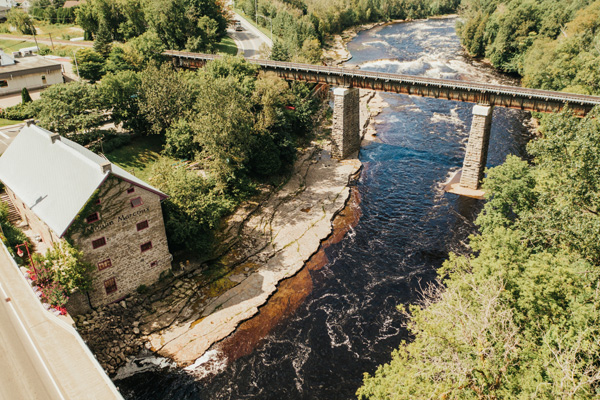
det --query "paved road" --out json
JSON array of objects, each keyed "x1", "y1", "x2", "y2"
[
  {"x1": 0, "y1": 281, "x2": 64, "y2": 400},
  {"x1": 0, "y1": 244, "x2": 122, "y2": 399},
  {"x1": 229, "y1": 11, "x2": 273, "y2": 58}
]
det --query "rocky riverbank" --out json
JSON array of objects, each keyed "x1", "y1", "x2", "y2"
[
  {"x1": 74, "y1": 91, "x2": 388, "y2": 375},
  {"x1": 74, "y1": 26, "x2": 391, "y2": 375}
]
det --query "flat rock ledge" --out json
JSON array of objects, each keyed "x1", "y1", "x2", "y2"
[{"x1": 148, "y1": 152, "x2": 362, "y2": 366}]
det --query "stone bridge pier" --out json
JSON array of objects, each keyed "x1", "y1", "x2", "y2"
[
  {"x1": 331, "y1": 87, "x2": 360, "y2": 159},
  {"x1": 446, "y1": 104, "x2": 494, "y2": 197},
  {"x1": 460, "y1": 104, "x2": 494, "y2": 190}
]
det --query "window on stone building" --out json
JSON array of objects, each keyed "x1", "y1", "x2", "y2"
[
  {"x1": 131, "y1": 197, "x2": 143, "y2": 208},
  {"x1": 95, "y1": 198, "x2": 101, "y2": 205},
  {"x1": 92, "y1": 237, "x2": 106, "y2": 249},
  {"x1": 140, "y1": 241, "x2": 152, "y2": 252},
  {"x1": 98, "y1": 259, "x2": 112, "y2": 271},
  {"x1": 86, "y1": 212, "x2": 100, "y2": 223},
  {"x1": 104, "y1": 277, "x2": 117, "y2": 294},
  {"x1": 136, "y1": 220, "x2": 149, "y2": 231},
  {"x1": 0, "y1": 80, "x2": 7, "y2": 87},
  {"x1": 127, "y1": 187, "x2": 135, "y2": 194},
  {"x1": 150, "y1": 260, "x2": 158, "y2": 268}
]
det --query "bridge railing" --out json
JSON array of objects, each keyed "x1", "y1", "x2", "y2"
[{"x1": 164, "y1": 50, "x2": 600, "y2": 110}]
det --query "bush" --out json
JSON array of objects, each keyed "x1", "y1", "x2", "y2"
[
  {"x1": 0, "y1": 103, "x2": 34, "y2": 120},
  {"x1": 136, "y1": 284, "x2": 148, "y2": 294},
  {"x1": 40, "y1": 282, "x2": 69, "y2": 307}
]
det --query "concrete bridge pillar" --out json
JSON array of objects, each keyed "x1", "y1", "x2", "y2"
[
  {"x1": 332, "y1": 87, "x2": 360, "y2": 159},
  {"x1": 459, "y1": 104, "x2": 494, "y2": 190}
]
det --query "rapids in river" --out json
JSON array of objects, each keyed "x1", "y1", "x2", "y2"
[{"x1": 115, "y1": 16, "x2": 533, "y2": 399}]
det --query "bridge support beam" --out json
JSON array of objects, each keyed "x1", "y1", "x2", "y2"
[
  {"x1": 459, "y1": 104, "x2": 494, "y2": 190},
  {"x1": 332, "y1": 87, "x2": 360, "y2": 159}
]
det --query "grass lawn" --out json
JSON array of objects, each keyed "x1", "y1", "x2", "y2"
[
  {"x1": 0, "y1": 118, "x2": 23, "y2": 126},
  {"x1": 104, "y1": 136, "x2": 172, "y2": 182},
  {"x1": 35, "y1": 23, "x2": 84, "y2": 39},
  {"x1": 216, "y1": 36, "x2": 238, "y2": 56},
  {"x1": 0, "y1": 39, "x2": 39, "y2": 52}
]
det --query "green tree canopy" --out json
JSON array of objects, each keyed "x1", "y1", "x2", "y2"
[
  {"x1": 30, "y1": 81, "x2": 105, "y2": 134},
  {"x1": 74, "y1": 48, "x2": 106, "y2": 82},
  {"x1": 358, "y1": 107, "x2": 600, "y2": 399}
]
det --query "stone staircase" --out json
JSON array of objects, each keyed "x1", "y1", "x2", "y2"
[{"x1": 0, "y1": 191, "x2": 21, "y2": 225}]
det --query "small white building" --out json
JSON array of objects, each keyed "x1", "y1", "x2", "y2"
[{"x1": 0, "y1": 50, "x2": 63, "y2": 96}]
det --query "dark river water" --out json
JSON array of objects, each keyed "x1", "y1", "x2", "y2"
[{"x1": 115, "y1": 17, "x2": 533, "y2": 400}]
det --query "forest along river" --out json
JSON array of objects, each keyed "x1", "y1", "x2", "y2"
[{"x1": 116, "y1": 17, "x2": 534, "y2": 399}]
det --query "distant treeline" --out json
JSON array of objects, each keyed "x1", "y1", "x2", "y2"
[
  {"x1": 72, "y1": 0, "x2": 229, "y2": 53},
  {"x1": 458, "y1": 0, "x2": 600, "y2": 94},
  {"x1": 238, "y1": 0, "x2": 460, "y2": 61},
  {"x1": 29, "y1": 0, "x2": 77, "y2": 24}
]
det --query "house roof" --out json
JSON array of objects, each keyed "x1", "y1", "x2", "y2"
[
  {"x1": 0, "y1": 55, "x2": 62, "y2": 79},
  {"x1": 0, "y1": 124, "x2": 167, "y2": 237}
]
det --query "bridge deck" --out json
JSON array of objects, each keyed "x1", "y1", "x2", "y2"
[{"x1": 164, "y1": 50, "x2": 600, "y2": 116}]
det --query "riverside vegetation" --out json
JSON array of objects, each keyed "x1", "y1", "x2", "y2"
[
  {"x1": 358, "y1": 1, "x2": 600, "y2": 399},
  {"x1": 9, "y1": 55, "x2": 319, "y2": 260}
]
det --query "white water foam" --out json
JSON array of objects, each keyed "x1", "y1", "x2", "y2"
[
  {"x1": 358, "y1": 55, "x2": 504, "y2": 85},
  {"x1": 430, "y1": 107, "x2": 465, "y2": 127},
  {"x1": 183, "y1": 349, "x2": 228, "y2": 379},
  {"x1": 113, "y1": 354, "x2": 177, "y2": 380}
]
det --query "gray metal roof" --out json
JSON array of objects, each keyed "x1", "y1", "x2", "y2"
[{"x1": 0, "y1": 124, "x2": 167, "y2": 237}]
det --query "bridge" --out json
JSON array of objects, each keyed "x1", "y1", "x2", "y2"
[{"x1": 164, "y1": 50, "x2": 600, "y2": 194}]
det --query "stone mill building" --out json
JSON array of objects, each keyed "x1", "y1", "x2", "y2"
[{"x1": 0, "y1": 123, "x2": 172, "y2": 313}]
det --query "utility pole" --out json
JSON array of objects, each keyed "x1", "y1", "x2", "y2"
[
  {"x1": 72, "y1": 50, "x2": 80, "y2": 80},
  {"x1": 48, "y1": 33, "x2": 55, "y2": 51},
  {"x1": 254, "y1": 0, "x2": 257, "y2": 24},
  {"x1": 29, "y1": 21, "x2": 39, "y2": 51}
]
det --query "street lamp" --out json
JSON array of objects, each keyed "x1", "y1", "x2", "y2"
[
  {"x1": 16, "y1": 242, "x2": 37, "y2": 276},
  {"x1": 257, "y1": 14, "x2": 273, "y2": 43}
]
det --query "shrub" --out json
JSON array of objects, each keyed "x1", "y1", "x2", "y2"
[
  {"x1": 0, "y1": 103, "x2": 34, "y2": 120},
  {"x1": 41, "y1": 282, "x2": 69, "y2": 307},
  {"x1": 136, "y1": 284, "x2": 148, "y2": 294},
  {"x1": 21, "y1": 87, "x2": 32, "y2": 103}
]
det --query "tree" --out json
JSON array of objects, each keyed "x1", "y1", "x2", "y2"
[
  {"x1": 358, "y1": 275, "x2": 521, "y2": 400},
  {"x1": 97, "y1": 70, "x2": 148, "y2": 133},
  {"x1": 137, "y1": 63, "x2": 197, "y2": 136},
  {"x1": 271, "y1": 39, "x2": 291, "y2": 61},
  {"x1": 21, "y1": 87, "x2": 32, "y2": 104},
  {"x1": 149, "y1": 158, "x2": 236, "y2": 253},
  {"x1": 123, "y1": 31, "x2": 166, "y2": 68},
  {"x1": 142, "y1": 0, "x2": 228, "y2": 51},
  {"x1": 29, "y1": 81, "x2": 104, "y2": 134},
  {"x1": 93, "y1": 21, "x2": 113, "y2": 57},
  {"x1": 74, "y1": 48, "x2": 106, "y2": 82},
  {"x1": 7, "y1": 9, "x2": 35, "y2": 35},
  {"x1": 297, "y1": 38, "x2": 322, "y2": 64}
]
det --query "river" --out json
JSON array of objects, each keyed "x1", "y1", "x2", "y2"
[{"x1": 115, "y1": 16, "x2": 533, "y2": 399}]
